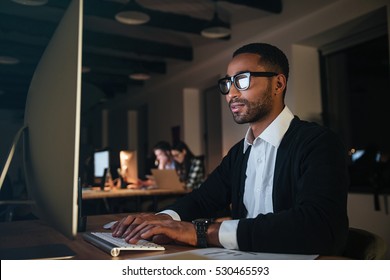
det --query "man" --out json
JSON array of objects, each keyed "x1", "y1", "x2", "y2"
[{"x1": 112, "y1": 43, "x2": 349, "y2": 255}]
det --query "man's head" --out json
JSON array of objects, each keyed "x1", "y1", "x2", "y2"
[
  {"x1": 219, "y1": 43, "x2": 288, "y2": 130},
  {"x1": 233, "y1": 43, "x2": 289, "y2": 83}
]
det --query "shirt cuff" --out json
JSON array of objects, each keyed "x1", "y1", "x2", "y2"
[
  {"x1": 156, "y1": 210, "x2": 181, "y2": 221},
  {"x1": 219, "y1": 219, "x2": 239, "y2": 250}
]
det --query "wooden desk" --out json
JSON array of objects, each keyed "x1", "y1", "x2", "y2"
[
  {"x1": 82, "y1": 187, "x2": 191, "y2": 214},
  {"x1": 0, "y1": 213, "x2": 193, "y2": 260},
  {"x1": 0, "y1": 214, "x2": 345, "y2": 260},
  {"x1": 82, "y1": 187, "x2": 190, "y2": 200}
]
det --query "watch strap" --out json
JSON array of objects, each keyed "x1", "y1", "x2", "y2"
[{"x1": 192, "y1": 219, "x2": 212, "y2": 248}]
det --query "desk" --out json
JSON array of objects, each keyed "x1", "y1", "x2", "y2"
[
  {"x1": 0, "y1": 213, "x2": 193, "y2": 260},
  {"x1": 0, "y1": 214, "x2": 344, "y2": 260},
  {"x1": 82, "y1": 187, "x2": 190, "y2": 200},
  {"x1": 82, "y1": 188, "x2": 191, "y2": 214}
]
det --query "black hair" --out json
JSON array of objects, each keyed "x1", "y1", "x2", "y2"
[
  {"x1": 153, "y1": 141, "x2": 172, "y2": 152},
  {"x1": 171, "y1": 141, "x2": 195, "y2": 182},
  {"x1": 172, "y1": 141, "x2": 195, "y2": 159},
  {"x1": 233, "y1": 43, "x2": 289, "y2": 81}
]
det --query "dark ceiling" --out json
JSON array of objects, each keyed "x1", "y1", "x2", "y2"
[{"x1": 0, "y1": 0, "x2": 282, "y2": 111}]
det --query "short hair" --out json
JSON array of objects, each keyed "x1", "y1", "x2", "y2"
[{"x1": 233, "y1": 43, "x2": 289, "y2": 81}]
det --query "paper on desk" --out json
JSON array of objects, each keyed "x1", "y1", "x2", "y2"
[{"x1": 134, "y1": 247, "x2": 318, "y2": 260}]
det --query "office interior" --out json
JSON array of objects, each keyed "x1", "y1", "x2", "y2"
[{"x1": 0, "y1": 0, "x2": 389, "y2": 259}]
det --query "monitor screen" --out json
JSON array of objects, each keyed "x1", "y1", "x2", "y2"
[
  {"x1": 119, "y1": 150, "x2": 138, "y2": 185},
  {"x1": 93, "y1": 150, "x2": 110, "y2": 178},
  {"x1": 22, "y1": 0, "x2": 83, "y2": 239}
]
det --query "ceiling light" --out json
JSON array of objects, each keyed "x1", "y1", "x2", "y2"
[
  {"x1": 201, "y1": 4, "x2": 231, "y2": 39},
  {"x1": 201, "y1": 21, "x2": 231, "y2": 39},
  {"x1": 115, "y1": 1, "x2": 150, "y2": 25},
  {"x1": 129, "y1": 72, "x2": 150, "y2": 81},
  {"x1": 0, "y1": 56, "x2": 20, "y2": 65},
  {"x1": 11, "y1": 0, "x2": 48, "y2": 6}
]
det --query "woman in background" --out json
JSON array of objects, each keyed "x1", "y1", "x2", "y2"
[
  {"x1": 171, "y1": 141, "x2": 205, "y2": 189},
  {"x1": 152, "y1": 141, "x2": 175, "y2": 170},
  {"x1": 137, "y1": 141, "x2": 176, "y2": 189}
]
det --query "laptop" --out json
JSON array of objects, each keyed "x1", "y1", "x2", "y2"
[{"x1": 150, "y1": 169, "x2": 185, "y2": 190}]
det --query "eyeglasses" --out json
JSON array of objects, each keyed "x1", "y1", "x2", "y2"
[
  {"x1": 218, "y1": 71, "x2": 278, "y2": 95},
  {"x1": 171, "y1": 151, "x2": 181, "y2": 158}
]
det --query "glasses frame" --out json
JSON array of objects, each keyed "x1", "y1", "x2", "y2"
[{"x1": 218, "y1": 71, "x2": 278, "y2": 95}]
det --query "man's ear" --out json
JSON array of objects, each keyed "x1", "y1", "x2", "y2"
[{"x1": 275, "y1": 74, "x2": 286, "y2": 93}]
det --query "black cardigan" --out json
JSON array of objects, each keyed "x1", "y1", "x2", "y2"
[{"x1": 168, "y1": 117, "x2": 349, "y2": 255}]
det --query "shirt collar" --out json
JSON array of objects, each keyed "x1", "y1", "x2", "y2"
[{"x1": 243, "y1": 106, "x2": 294, "y2": 152}]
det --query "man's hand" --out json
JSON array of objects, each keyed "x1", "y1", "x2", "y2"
[
  {"x1": 111, "y1": 213, "x2": 173, "y2": 242},
  {"x1": 126, "y1": 220, "x2": 198, "y2": 247}
]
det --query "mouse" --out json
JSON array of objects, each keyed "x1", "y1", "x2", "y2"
[{"x1": 103, "y1": 221, "x2": 118, "y2": 230}]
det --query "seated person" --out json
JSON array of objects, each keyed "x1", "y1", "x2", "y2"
[
  {"x1": 152, "y1": 141, "x2": 176, "y2": 170},
  {"x1": 137, "y1": 141, "x2": 176, "y2": 188},
  {"x1": 111, "y1": 43, "x2": 349, "y2": 255},
  {"x1": 171, "y1": 141, "x2": 205, "y2": 190}
]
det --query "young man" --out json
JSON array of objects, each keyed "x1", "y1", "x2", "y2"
[{"x1": 112, "y1": 43, "x2": 349, "y2": 255}]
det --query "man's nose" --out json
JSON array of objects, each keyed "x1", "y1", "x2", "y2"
[{"x1": 227, "y1": 84, "x2": 241, "y2": 100}]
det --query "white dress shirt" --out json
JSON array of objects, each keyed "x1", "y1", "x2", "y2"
[
  {"x1": 219, "y1": 106, "x2": 294, "y2": 249},
  {"x1": 161, "y1": 106, "x2": 294, "y2": 250}
]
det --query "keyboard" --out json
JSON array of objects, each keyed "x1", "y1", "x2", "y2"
[{"x1": 83, "y1": 232, "x2": 165, "y2": 257}]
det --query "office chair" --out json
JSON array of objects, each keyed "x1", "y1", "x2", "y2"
[{"x1": 343, "y1": 227, "x2": 388, "y2": 259}]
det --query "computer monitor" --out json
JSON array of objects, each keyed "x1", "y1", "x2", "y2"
[
  {"x1": 0, "y1": 0, "x2": 83, "y2": 240},
  {"x1": 119, "y1": 150, "x2": 138, "y2": 185},
  {"x1": 93, "y1": 149, "x2": 110, "y2": 185}
]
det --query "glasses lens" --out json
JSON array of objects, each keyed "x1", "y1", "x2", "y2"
[
  {"x1": 218, "y1": 78, "x2": 231, "y2": 95},
  {"x1": 234, "y1": 73, "x2": 250, "y2": 90}
]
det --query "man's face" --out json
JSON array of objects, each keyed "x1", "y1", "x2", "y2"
[{"x1": 225, "y1": 53, "x2": 274, "y2": 124}]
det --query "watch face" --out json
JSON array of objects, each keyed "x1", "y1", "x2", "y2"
[{"x1": 192, "y1": 218, "x2": 213, "y2": 224}]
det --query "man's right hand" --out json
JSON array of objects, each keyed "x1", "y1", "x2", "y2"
[{"x1": 111, "y1": 213, "x2": 173, "y2": 243}]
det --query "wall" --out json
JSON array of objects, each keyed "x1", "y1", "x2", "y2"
[{"x1": 183, "y1": 88, "x2": 203, "y2": 155}]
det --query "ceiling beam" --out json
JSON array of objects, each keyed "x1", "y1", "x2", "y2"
[
  {"x1": 83, "y1": 53, "x2": 166, "y2": 75},
  {"x1": 0, "y1": 13, "x2": 193, "y2": 61},
  {"x1": 47, "y1": 0, "x2": 226, "y2": 36},
  {"x1": 225, "y1": 0, "x2": 282, "y2": 13},
  {"x1": 83, "y1": 31, "x2": 193, "y2": 61}
]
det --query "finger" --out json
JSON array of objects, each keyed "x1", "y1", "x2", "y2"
[
  {"x1": 139, "y1": 224, "x2": 166, "y2": 240},
  {"x1": 126, "y1": 224, "x2": 155, "y2": 243},
  {"x1": 111, "y1": 221, "x2": 119, "y2": 230},
  {"x1": 120, "y1": 216, "x2": 149, "y2": 238},
  {"x1": 112, "y1": 216, "x2": 136, "y2": 237},
  {"x1": 124, "y1": 222, "x2": 149, "y2": 241}
]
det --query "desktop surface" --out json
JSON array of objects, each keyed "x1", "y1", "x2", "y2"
[
  {"x1": 0, "y1": 214, "x2": 345, "y2": 260},
  {"x1": 82, "y1": 186, "x2": 190, "y2": 200},
  {"x1": 0, "y1": 214, "x2": 193, "y2": 260}
]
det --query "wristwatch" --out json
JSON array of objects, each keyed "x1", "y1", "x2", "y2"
[{"x1": 192, "y1": 218, "x2": 213, "y2": 248}]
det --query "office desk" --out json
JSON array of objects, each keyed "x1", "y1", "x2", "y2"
[
  {"x1": 82, "y1": 188, "x2": 191, "y2": 214},
  {"x1": 0, "y1": 213, "x2": 194, "y2": 260},
  {"x1": 0, "y1": 214, "x2": 345, "y2": 260},
  {"x1": 82, "y1": 187, "x2": 190, "y2": 200}
]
